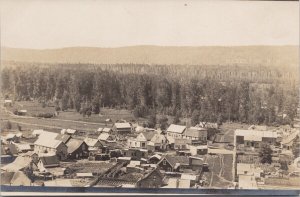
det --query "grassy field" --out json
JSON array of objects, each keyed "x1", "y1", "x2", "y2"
[
  {"x1": 8, "y1": 100, "x2": 55, "y2": 116},
  {"x1": 7, "y1": 101, "x2": 138, "y2": 122},
  {"x1": 1, "y1": 101, "x2": 140, "y2": 135}
]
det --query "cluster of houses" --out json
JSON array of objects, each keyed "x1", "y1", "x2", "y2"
[
  {"x1": 234, "y1": 124, "x2": 300, "y2": 189},
  {"x1": 1, "y1": 122, "x2": 212, "y2": 188},
  {"x1": 1, "y1": 117, "x2": 299, "y2": 189}
]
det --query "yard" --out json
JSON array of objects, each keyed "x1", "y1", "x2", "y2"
[
  {"x1": 60, "y1": 160, "x2": 116, "y2": 175},
  {"x1": 202, "y1": 154, "x2": 234, "y2": 188}
]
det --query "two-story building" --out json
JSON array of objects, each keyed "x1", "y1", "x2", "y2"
[
  {"x1": 34, "y1": 131, "x2": 68, "y2": 160},
  {"x1": 112, "y1": 123, "x2": 132, "y2": 134},
  {"x1": 166, "y1": 124, "x2": 187, "y2": 139}
]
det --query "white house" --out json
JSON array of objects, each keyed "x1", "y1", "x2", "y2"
[
  {"x1": 166, "y1": 124, "x2": 187, "y2": 139},
  {"x1": 34, "y1": 131, "x2": 68, "y2": 160}
]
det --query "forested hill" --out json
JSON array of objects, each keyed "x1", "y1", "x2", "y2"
[{"x1": 2, "y1": 45, "x2": 298, "y2": 68}]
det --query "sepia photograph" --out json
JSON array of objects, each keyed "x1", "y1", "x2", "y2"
[{"x1": 0, "y1": 0, "x2": 299, "y2": 196}]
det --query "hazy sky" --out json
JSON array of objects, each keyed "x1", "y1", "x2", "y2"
[{"x1": 0, "y1": 0, "x2": 299, "y2": 49}]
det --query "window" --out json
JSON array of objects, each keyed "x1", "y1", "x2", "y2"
[{"x1": 163, "y1": 160, "x2": 166, "y2": 165}]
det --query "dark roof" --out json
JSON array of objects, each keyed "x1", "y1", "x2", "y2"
[
  {"x1": 141, "y1": 168, "x2": 163, "y2": 181},
  {"x1": 66, "y1": 139, "x2": 85, "y2": 154},
  {"x1": 55, "y1": 134, "x2": 71, "y2": 144},
  {"x1": 39, "y1": 155, "x2": 60, "y2": 167},
  {"x1": 141, "y1": 132, "x2": 156, "y2": 141},
  {"x1": 7, "y1": 144, "x2": 19, "y2": 155},
  {"x1": 161, "y1": 155, "x2": 189, "y2": 168}
]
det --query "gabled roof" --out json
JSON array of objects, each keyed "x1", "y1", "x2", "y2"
[
  {"x1": 34, "y1": 131, "x2": 63, "y2": 149},
  {"x1": 1, "y1": 156, "x2": 32, "y2": 172},
  {"x1": 55, "y1": 134, "x2": 71, "y2": 144},
  {"x1": 150, "y1": 134, "x2": 166, "y2": 144},
  {"x1": 159, "y1": 155, "x2": 189, "y2": 168},
  {"x1": 84, "y1": 137, "x2": 101, "y2": 147},
  {"x1": 39, "y1": 155, "x2": 60, "y2": 167},
  {"x1": 98, "y1": 133, "x2": 112, "y2": 141},
  {"x1": 167, "y1": 124, "x2": 186, "y2": 134},
  {"x1": 66, "y1": 138, "x2": 85, "y2": 154},
  {"x1": 114, "y1": 122, "x2": 131, "y2": 129},
  {"x1": 138, "y1": 168, "x2": 163, "y2": 182},
  {"x1": 34, "y1": 138, "x2": 62, "y2": 149},
  {"x1": 149, "y1": 154, "x2": 162, "y2": 160},
  {"x1": 140, "y1": 132, "x2": 156, "y2": 141}
]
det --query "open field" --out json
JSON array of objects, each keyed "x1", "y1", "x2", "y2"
[
  {"x1": 7, "y1": 101, "x2": 138, "y2": 123},
  {"x1": 1, "y1": 101, "x2": 139, "y2": 134},
  {"x1": 12, "y1": 101, "x2": 55, "y2": 115}
]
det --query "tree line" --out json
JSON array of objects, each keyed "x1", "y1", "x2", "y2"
[{"x1": 1, "y1": 64, "x2": 299, "y2": 126}]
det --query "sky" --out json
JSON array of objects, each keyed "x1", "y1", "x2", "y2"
[{"x1": 0, "y1": 0, "x2": 299, "y2": 49}]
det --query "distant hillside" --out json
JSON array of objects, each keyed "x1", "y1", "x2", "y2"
[{"x1": 1, "y1": 45, "x2": 298, "y2": 68}]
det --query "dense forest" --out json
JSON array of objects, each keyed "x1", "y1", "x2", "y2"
[{"x1": 1, "y1": 62, "x2": 299, "y2": 126}]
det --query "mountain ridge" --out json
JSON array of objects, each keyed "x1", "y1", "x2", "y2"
[{"x1": 1, "y1": 45, "x2": 298, "y2": 67}]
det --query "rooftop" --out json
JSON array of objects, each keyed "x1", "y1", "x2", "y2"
[
  {"x1": 161, "y1": 155, "x2": 189, "y2": 168},
  {"x1": 235, "y1": 129, "x2": 278, "y2": 141},
  {"x1": 114, "y1": 122, "x2": 131, "y2": 129},
  {"x1": 167, "y1": 124, "x2": 186, "y2": 134},
  {"x1": 66, "y1": 139, "x2": 85, "y2": 154},
  {"x1": 140, "y1": 132, "x2": 156, "y2": 141},
  {"x1": 84, "y1": 137, "x2": 100, "y2": 147}
]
